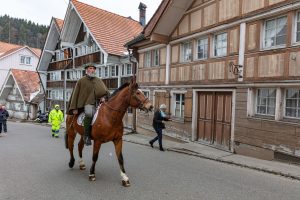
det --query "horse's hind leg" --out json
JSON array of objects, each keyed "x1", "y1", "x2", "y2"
[
  {"x1": 89, "y1": 140, "x2": 101, "y2": 181},
  {"x1": 78, "y1": 136, "x2": 86, "y2": 170},
  {"x1": 113, "y1": 138, "x2": 130, "y2": 187}
]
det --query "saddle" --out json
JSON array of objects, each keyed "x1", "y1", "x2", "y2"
[{"x1": 77, "y1": 105, "x2": 101, "y2": 126}]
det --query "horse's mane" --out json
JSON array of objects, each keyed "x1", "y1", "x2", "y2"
[{"x1": 109, "y1": 82, "x2": 130, "y2": 99}]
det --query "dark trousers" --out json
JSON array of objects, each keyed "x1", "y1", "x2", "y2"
[
  {"x1": 150, "y1": 127, "x2": 163, "y2": 148},
  {"x1": 3, "y1": 121, "x2": 7, "y2": 132},
  {"x1": 0, "y1": 122, "x2": 2, "y2": 133}
]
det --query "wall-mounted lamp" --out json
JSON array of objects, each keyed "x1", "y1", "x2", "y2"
[{"x1": 229, "y1": 61, "x2": 243, "y2": 79}]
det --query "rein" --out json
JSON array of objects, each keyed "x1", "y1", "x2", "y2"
[{"x1": 102, "y1": 87, "x2": 148, "y2": 113}]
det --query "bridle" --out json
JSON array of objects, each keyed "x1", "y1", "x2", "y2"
[{"x1": 103, "y1": 86, "x2": 148, "y2": 113}]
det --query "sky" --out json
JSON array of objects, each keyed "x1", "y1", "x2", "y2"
[{"x1": 0, "y1": 0, "x2": 162, "y2": 26}]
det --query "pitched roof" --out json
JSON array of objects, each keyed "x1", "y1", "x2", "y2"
[
  {"x1": 0, "y1": 41, "x2": 41, "y2": 59},
  {"x1": 0, "y1": 41, "x2": 23, "y2": 58},
  {"x1": 11, "y1": 69, "x2": 40, "y2": 102},
  {"x1": 54, "y1": 18, "x2": 64, "y2": 32},
  {"x1": 72, "y1": 0, "x2": 143, "y2": 56}
]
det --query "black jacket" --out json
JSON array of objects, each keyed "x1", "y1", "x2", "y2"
[
  {"x1": 0, "y1": 109, "x2": 9, "y2": 122},
  {"x1": 152, "y1": 109, "x2": 169, "y2": 129}
]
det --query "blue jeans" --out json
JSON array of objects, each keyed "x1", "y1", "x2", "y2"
[
  {"x1": 2, "y1": 121, "x2": 7, "y2": 132},
  {"x1": 150, "y1": 127, "x2": 163, "y2": 149}
]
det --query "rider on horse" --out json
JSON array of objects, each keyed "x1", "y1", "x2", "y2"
[{"x1": 67, "y1": 64, "x2": 109, "y2": 146}]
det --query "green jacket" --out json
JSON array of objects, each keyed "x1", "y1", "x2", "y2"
[{"x1": 67, "y1": 76, "x2": 108, "y2": 114}]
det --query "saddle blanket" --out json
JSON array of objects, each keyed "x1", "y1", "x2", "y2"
[{"x1": 77, "y1": 105, "x2": 101, "y2": 126}]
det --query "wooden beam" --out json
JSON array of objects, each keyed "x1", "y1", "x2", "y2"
[{"x1": 150, "y1": 33, "x2": 169, "y2": 44}]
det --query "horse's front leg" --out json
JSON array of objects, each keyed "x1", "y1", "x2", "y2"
[
  {"x1": 78, "y1": 136, "x2": 86, "y2": 170},
  {"x1": 113, "y1": 138, "x2": 130, "y2": 187},
  {"x1": 89, "y1": 139, "x2": 101, "y2": 181}
]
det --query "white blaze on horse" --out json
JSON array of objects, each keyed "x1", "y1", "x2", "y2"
[{"x1": 65, "y1": 78, "x2": 153, "y2": 187}]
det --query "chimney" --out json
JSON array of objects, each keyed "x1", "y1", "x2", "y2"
[{"x1": 138, "y1": 2, "x2": 147, "y2": 26}]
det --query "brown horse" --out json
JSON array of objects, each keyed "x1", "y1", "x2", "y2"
[{"x1": 65, "y1": 79, "x2": 153, "y2": 186}]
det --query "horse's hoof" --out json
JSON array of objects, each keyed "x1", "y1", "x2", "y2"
[
  {"x1": 122, "y1": 180, "x2": 130, "y2": 187},
  {"x1": 79, "y1": 165, "x2": 86, "y2": 170},
  {"x1": 89, "y1": 174, "x2": 96, "y2": 181},
  {"x1": 69, "y1": 159, "x2": 75, "y2": 168}
]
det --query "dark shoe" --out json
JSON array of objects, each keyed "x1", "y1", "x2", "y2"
[
  {"x1": 159, "y1": 148, "x2": 165, "y2": 151},
  {"x1": 55, "y1": 135, "x2": 59, "y2": 138},
  {"x1": 84, "y1": 137, "x2": 92, "y2": 146},
  {"x1": 149, "y1": 141, "x2": 153, "y2": 148}
]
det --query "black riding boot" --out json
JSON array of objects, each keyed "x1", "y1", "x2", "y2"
[{"x1": 83, "y1": 116, "x2": 92, "y2": 146}]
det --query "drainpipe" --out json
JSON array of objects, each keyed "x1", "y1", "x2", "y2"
[
  {"x1": 36, "y1": 70, "x2": 47, "y2": 113},
  {"x1": 127, "y1": 47, "x2": 137, "y2": 134}
]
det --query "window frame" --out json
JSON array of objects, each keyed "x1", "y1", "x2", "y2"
[
  {"x1": 212, "y1": 32, "x2": 228, "y2": 57},
  {"x1": 181, "y1": 41, "x2": 192, "y2": 62},
  {"x1": 284, "y1": 88, "x2": 300, "y2": 119},
  {"x1": 196, "y1": 37, "x2": 208, "y2": 60},
  {"x1": 255, "y1": 88, "x2": 276, "y2": 116},
  {"x1": 144, "y1": 51, "x2": 151, "y2": 67},
  {"x1": 152, "y1": 49, "x2": 160, "y2": 66},
  {"x1": 262, "y1": 15, "x2": 287, "y2": 49}
]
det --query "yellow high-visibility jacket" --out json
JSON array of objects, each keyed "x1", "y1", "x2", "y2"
[{"x1": 48, "y1": 109, "x2": 64, "y2": 125}]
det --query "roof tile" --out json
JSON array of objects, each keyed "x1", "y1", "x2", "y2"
[{"x1": 72, "y1": 0, "x2": 143, "y2": 56}]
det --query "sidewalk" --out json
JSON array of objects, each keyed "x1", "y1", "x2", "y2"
[
  {"x1": 14, "y1": 120, "x2": 300, "y2": 181},
  {"x1": 122, "y1": 128, "x2": 300, "y2": 181}
]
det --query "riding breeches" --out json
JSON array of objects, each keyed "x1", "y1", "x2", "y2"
[{"x1": 84, "y1": 104, "x2": 96, "y2": 118}]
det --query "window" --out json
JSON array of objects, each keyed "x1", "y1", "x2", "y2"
[
  {"x1": 104, "y1": 66, "x2": 109, "y2": 77},
  {"x1": 264, "y1": 16, "x2": 287, "y2": 48},
  {"x1": 144, "y1": 51, "x2": 151, "y2": 67},
  {"x1": 20, "y1": 56, "x2": 25, "y2": 64},
  {"x1": 285, "y1": 89, "x2": 300, "y2": 118},
  {"x1": 25, "y1": 57, "x2": 31, "y2": 65},
  {"x1": 49, "y1": 71, "x2": 61, "y2": 81},
  {"x1": 20, "y1": 55, "x2": 32, "y2": 65},
  {"x1": 143, "y1": 91, "x2": 150, "y2": 98},
  {"x1": 98, "y1": 68, "x2": 102, "y2": 78},
  {"x1": 181, "y1": 41, "x2": 192, "y2": 62},
  {"x1": 256, "y1": 88, "x2": 276, "y2": 116},
  {"x1": 196, "y1": 37, "x2": 208, "y2": 60},
  {"x1": 152, "y1": 49, "x2": 159, "y2": 66},
  {"x1": 126, "y1": 63, "x2": 132, "y2": 75},
  {"x1": 213, "y1": 33, "x2": 227, "y2": 57},
  {"x1": 174, "y1": 94, "x2": 185, "y2": 118},
  {"x1": 111, "y1": 65, "x2": 118, "y2": 77}
]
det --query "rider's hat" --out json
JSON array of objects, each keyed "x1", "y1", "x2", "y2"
[
  {"x1": 54, "y1": 104, "x2": 60, "y2": 109},
  {"x1": 84, "y1": 63, "x2": 96, "y2": 69}
]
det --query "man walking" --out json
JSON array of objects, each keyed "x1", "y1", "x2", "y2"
[
  {"x1": 48, "y1": 104, "x2": 64, "y2": 138},
  {"x1": 0, "y1": 106, "x2": 9, "y2": 134}
]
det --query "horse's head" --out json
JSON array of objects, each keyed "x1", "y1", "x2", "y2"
[{"x1": 128, "y1": 79, "x2": 153, "y2": 112}]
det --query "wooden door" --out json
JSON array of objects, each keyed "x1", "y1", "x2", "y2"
[{"x1": 197, "y1": 92, "x2": 232, "y2": 150}]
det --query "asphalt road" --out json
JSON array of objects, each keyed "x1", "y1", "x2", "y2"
[{"x1": 1, "y1": 121, "x2": 300, "y2": 200}]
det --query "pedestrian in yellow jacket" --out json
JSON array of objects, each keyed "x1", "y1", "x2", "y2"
[{"x1": 48, "y1": 104, "x2": 64, "y2": 138}]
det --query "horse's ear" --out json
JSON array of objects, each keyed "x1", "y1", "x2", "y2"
[
  {"x1": 130, "y1": 76, "x2": 138, "y2": 89},
  {"x1": 131, "y1": 75, "x2": 136, "y2": 84}
]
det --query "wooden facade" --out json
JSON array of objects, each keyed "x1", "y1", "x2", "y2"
[{"x1": 131, "y1": 0, "x2": 300, "y2": 160}]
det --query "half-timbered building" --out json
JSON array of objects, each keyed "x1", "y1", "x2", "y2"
[{"x1": 127, "y1": 0, "x2": 300, "y2": 161}]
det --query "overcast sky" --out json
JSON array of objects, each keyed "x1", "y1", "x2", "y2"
[{"x1": 0, "y1": 0, "x2": 162, "y2": 26}]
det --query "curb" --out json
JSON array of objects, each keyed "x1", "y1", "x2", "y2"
[{"x1": 123, "y1": 139, "x2": 300, "y2": 181}]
